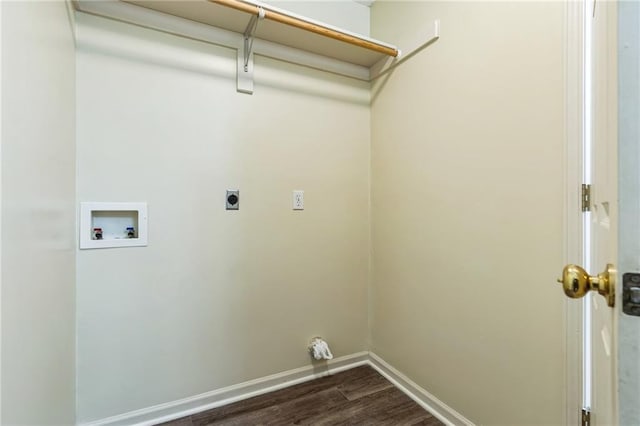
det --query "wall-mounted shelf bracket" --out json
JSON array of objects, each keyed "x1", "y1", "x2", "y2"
[{"x1": 237, "y1": 6, "x2": 265, "y2": 94}]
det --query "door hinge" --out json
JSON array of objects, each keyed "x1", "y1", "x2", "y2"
[
  {"x1": 582, "y1": 408, "x2": 591, "y2": 426},
  {"x1": 581, "y1": 184, "x2": 591, "y2": 212}
]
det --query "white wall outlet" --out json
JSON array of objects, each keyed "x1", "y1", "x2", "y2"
[{"x1": 293, "y1": 190, "x2": 304, "y2": 210}]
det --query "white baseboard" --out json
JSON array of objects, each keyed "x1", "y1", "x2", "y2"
[
  {"x1": 81, "y1": 351, "x2": 474, "y2": 426},
  {"x1": 368, "y1": 352, "x2": 475, "y2": 426},
  {"x1": 80, "y1": 351, "x2": 369, "y2": 426}
]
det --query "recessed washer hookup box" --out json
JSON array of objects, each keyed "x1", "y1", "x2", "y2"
[{"x1": 79, "y1": 202, "x2": 148, "y2": 249}]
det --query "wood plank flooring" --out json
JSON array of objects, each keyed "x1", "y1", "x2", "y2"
[{"x1": 158, "y1": 366, "x2": 443, "y2": 425}]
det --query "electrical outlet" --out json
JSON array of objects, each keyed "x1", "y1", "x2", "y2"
[
  {"x1": 293, "y1": 190, "x2": 304, "y2": 210},
  {"x1": 226, "y1": 190, "x2": 239, "y2": 210}
]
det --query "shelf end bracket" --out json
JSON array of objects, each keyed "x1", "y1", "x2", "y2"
[
  {"x1": 369, "y1": 19, "x2": 440, "y2": 81},
  {"x1": 237, "y1": 7, "x2": 265, "y2": 94}
]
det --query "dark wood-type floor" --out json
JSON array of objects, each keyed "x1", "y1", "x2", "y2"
[{"x1": 158, "y1": 365, "x2": 444, "y2": 426}]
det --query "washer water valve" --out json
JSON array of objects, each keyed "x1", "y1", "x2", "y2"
[
  {"x1": 126, "y1": 227, "x2": 136, "y2": 238},
  {"x1": 93, "y1": 227, "x2": 103, "y2": 240},
  {"x1": 308, "y1": 337, "x2": 333, "y2": 360}
]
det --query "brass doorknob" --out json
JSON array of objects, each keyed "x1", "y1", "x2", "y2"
[{"x1": 556, "y1": 264, "x2": 615, "y2": 307}]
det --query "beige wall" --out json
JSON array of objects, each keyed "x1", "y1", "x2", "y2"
[
  {"x1": 75, "y1": 13, "x2": 370, "y2": 423},
  {"x1": 370, "y1": 2, "x2": 566, "y2": 424},
  {"x1": 1, "y1": 1, "x2": 76, "y2": 424}
]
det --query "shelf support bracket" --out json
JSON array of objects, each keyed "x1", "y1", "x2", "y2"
[{"x1": 237, "y1": 7, "x2": 265, "y2": 94}]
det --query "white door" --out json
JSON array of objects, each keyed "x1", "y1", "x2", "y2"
[
  {"x1": 587, "y1": 0, "x2": 617, "y2": 424},
  {"x1": 560, "y1": 1, "x2": 617, "y2": 424}
]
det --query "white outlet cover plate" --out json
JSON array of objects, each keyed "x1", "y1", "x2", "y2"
[{"x1": 293, "y1": 190, "x2": 304, "y2": 210}]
